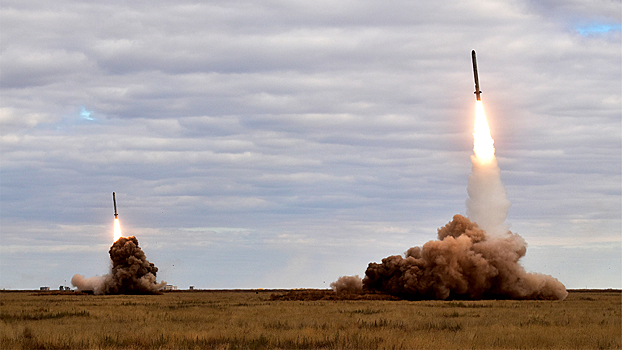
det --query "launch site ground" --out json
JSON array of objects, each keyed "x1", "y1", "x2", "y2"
[{"x1": 1, "y1": 289, "x2": 619, "y2": 349}]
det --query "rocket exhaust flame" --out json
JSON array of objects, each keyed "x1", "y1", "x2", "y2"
[
  {"x1": 472, "y1": 101, "x2": 495, "y2": 165},
  {"x1": 113, "y1": 218, "x2": 122, "y2": 242}
]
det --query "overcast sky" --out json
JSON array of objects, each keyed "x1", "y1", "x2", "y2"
[{"x1": 1, "y1": 0, "x2": 620, "y2": 290}]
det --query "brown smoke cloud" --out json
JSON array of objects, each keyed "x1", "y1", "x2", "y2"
[
  {"x1": 330, "y1": 275, "x2": 363, "y2": 294},
  {"x1": 72, "y1": 236, "x2": 165, "y2": 294},
  {"x1": 363, "y1": 214, "x2": 567, "y2": 300}
]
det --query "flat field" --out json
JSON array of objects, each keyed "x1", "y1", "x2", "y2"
[{"x1": 1, "y1": 289, "x2": 620, "y2": 349}]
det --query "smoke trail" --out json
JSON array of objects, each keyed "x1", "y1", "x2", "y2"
[
  {"x1": 466, "y1": 156, "x2": 511, "y2": 236},
  {"x1": 467, "y1": 100, "x2": 511, "y2": 236},
  {"x1": 72, "y1": 236, "x2": 165, "y2": 294}
]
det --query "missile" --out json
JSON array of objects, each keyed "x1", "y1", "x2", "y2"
[
  {"x1": 472, "y1": 50, "x2": 482, "y2": 101},
  {"x1": 112, "y1": 192, "x2": 118, "y2": 218}
]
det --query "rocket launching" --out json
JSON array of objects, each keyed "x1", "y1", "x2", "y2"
[
  {"x1": 71, "y1": 193, "x2": 165, "y2": 294},
  {"x1": 354, "y1": 51, "x2": 568, "y2": 300}
]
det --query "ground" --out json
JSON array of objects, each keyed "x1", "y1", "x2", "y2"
[{"x1": 1, "y1": 289, "x2": 620, "y2": 349}]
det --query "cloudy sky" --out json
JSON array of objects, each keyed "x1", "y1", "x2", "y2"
[{"x1": 1, "y1": 0, "x2": 620, "y2": 290}]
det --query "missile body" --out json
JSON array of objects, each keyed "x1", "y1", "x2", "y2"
[
  {"x1": 112, "y1": 192, "x2": 118, "y2": 218},
  {"x1": 472, "y1": 50, "x2": 482, "y2": 101}
]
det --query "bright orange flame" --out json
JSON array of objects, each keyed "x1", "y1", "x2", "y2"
[
  {"x1": 113, "y1": 218, "x2": 122, "y2": 242},
  {"x1": 473, "y1": 100, "x2": 495, "y2": 163}
]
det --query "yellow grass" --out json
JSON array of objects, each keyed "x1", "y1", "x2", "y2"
[{"x1": 1, "y1": 290, "x2": 620, "y2": 349}]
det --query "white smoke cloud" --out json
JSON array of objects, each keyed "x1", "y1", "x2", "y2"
[
  {"x1": 70, "y1": 274, "x2": 106, "y2": 295},
  {"x1": 466, "y1": 156, "x2": 512, "y2": 236}
]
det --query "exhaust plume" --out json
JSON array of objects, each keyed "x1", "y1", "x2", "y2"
[
  {"x1": 72, "y1": 236, "x2": 165, "y2": 294},
  {"x1": 360, "y1": 101, "x2": 567, "y2": 300},
  {"x1": 466, "y1": 101, "x2": 511, "y2": 236}
]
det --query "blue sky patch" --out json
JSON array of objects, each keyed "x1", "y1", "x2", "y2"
[
  {"x1": 576, "y1": 23, "x2": 622, "y2": 36},
  {"x1": 80, "y1": 106, "x2": 95, "y2": 121}
]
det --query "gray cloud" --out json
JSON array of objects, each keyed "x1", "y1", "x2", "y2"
[{"x1": 1, "y1": 0, "x2": 619, "y2": 289}]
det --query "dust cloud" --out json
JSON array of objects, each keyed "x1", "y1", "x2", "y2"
[
  {"x1": 330, "y1": 275, "x2": 363, "y2": 293},
  {"x1": 363, "y1": 215, "x2": 567, "y2": 300},
  {"x1": 72, "y1": 236, "x2": 165, "y2": 294}
]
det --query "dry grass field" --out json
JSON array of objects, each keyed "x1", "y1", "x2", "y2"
[{"x1": 1, "y1": 289, "x2": 619, "y2": 349}]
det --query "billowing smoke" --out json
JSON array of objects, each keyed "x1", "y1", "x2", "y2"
[
  {"x1": 363, "y1": 215, "x2": 567, "y2": 300},
  {"x1": 72, "y1": 236, "x2": 165, "y2": 294},
  {"x1": 330, "y1": 275, "x2": 363, "y2": 293}
]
